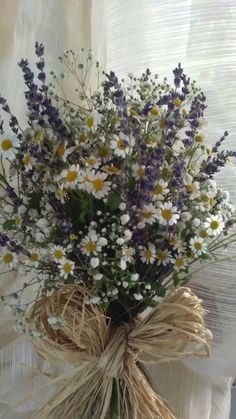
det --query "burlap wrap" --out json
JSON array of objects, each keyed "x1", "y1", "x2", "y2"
[{"x1": 28, "y1": 285, "x2": 212, "y2": 419}]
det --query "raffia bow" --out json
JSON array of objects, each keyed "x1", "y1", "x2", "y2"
[{"x1": 29, "y1": 285, "x2": 212, "y2": 419}]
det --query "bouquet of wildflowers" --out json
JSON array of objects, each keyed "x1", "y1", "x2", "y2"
[{"x1": 0, "y1": 43, "x2": 235, "y2": 418}]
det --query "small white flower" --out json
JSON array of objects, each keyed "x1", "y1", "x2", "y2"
[
  {"x1": 90, "y1": 257, "x2": 100, "y2": 268},
  {"x1": 110, "y1": 133, "x2": 135, "y2": 158},
  {"x1": 122, "y1": 281, "x2": 129, "y2": 288},
  {"x1": 61, "y1": 164, "x2": 80, "y2": 188},
  {"x1": 140, "y1": 244, "x2": 156, "y2": 264},
  {"x1": 119, "y1": 202, "x2": 126, "y2": 211},
  {"x1": 152, "y1": 179, "x2": 169, "y2": 201},
  {"x1": 86, "y1": 296, "x2": 101, "y2": 304},
  {"x1": 157, "y1": 202, "x2": 180, "y2": 226},
  {"x1": 0, "y1": 250, "x2": 18, "y2": 268},
  {"x1": 193, "y1": 218, "x2": 201, "y2": 227},
  {"x1": 94, "y1": 273, "x2": 103, "y2": 281},
  {"x1": 121, "y1": 214, "x2": 130, "y2": 225},
  {"x1": 124, "y1": 229, "x2": 132, "y2": 241},
  {"x1": 59, "y1": 258, "x2": 75, "y2": 279},
  {"x1": 131, "y1": 273, "x2": 139, "y2": 282},
  {"x1": 205, "y1": 214, "x2": 225, "y2": 236},
  {"x1": 116, "y1": 238, "x2": 125, "y2": 245},
  {"x1": 0, "y1": 136, "x2": 20, "y2": 160},
  {"x1": 134, "y1": 293, "x2": 143, "y2": 301},
  {"x1": 181, "y1": 211, "x2": 192, "y2": 222},
  {"x1": 190, "y1": 237, "x2": 207, "y2": 256}
]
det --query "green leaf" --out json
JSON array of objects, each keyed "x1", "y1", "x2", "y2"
[
  {"x1": 173, "y1": 272, "x2": 180, "y2": 286},
  {"x1": 3, "y1": 220, "x2": 15, "y2": 230},
  {"x1": 107, "y1": 191, "x2": 122, "y2": 211}
]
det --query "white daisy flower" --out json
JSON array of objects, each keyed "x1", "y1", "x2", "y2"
[
  {"x1": 132, "y1": 164, "x2": 146, "y2": 180},
  {"x1": 110, "y1": 133, "x2": 135, "y2": 158},
  {"x1": 27, "y1": 248, "x2": 45, "y2": 267},
  {"x1": 55, "y1": 142, "x2": 73, "y2": 162},
  {"x1": 140, "y1": 244, "x2": 156, "y2": 264},
  {"x1": 0, "y1": 250, "x2": 18, "y2": 269},
  {"x1": 61, "y1": 164, "x2": 80, "y2": 188},
  {"x1": 152, "y1": 179, "x2": 169, "y2": 201},
  {"x1": 141, "y1": 203, "x2": 158, "y2": 225},
  {"x1": 157, "y1": 250, "x2": 172, "y2": 266},
  {"x1": 169, "y1": 235, "x2": 185, "y2": 252},
  {"x1": 87, "y1": 170, "x2": 111, "y2": 199},
  {"x1": 85, "y1": 156, "x2": 101, "y2": 170},
  {"x1": 157, "y1": 202, "x2": 180, "y2": 226},
  {"x1": 0, "y1": 136, "x2": 19, "y2": 160},
  {"x1": 81, "y1": 231, "x2": 106, "y2": 256},
  {"x1": 120, "y1": 246, "x2": 135, "y2": 270},
  {"x1": 184, "y1": 175, "x2": 200, "y2": 200},
  {"x1": 103, "y1": 164, "x2": 120, "y2": 176},
  {"x1": 174, "y1": 254, "x2": 187, "y2": 272},
  {"x1": 51, "y1": 245, "x2": 66, "y2": 262},
  {"x1": 204, "y1": 214, "x2": 225, "y2": 236},
  {"x1": 32, "y1": 127, "x2": 45, "y2": 145},
  {"x1": 55, "y1": 186, "x2": 67, "y2": 204},
  {"x1": 86, "y1": 110, "x2": 101, "y2": 132},
  {"x1": 190, "y1": 237, "x2": 207, "y2": 256},
  {"x1": 59, "y1": 258, "x2": 75, "y2": 279},
  {"x1": 78, "y1": 169, "x2": 93, "y2": 193},
  {"x1": 23, "y1": 153, "x2": 35, "y2": 172}
]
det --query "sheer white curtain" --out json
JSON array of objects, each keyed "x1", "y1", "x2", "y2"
[{"x1": 0, "y1": 0, "x2": 236, "y2": 418}]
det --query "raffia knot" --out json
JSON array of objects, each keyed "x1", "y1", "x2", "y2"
[{"x1": 28, "y1": 285, "x2": 212, "y2": 419}]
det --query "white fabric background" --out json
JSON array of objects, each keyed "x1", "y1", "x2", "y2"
[{"x1": 0, "y1": 0, "x2": 236, "y2": 418}]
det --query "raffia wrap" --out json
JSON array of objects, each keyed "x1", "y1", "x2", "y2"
[{"x1": 28, "y1": 285, "x2": 212, "y2": 419}]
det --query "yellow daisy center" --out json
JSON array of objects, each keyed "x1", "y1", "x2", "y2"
[
  {"x1": 194, "y1": 242, "x2": 202, "y2": 251},
  {"x1": 99, "y1": 147, "x2": 109, "y2": 157},
  {"x1": 161, "y1": 209, "x2": 172, "y2": 220},
  {"x1": 158, "y1": 251, "x2": 167, "y2": 262},
  {"x1": 56, "y1": 145, "x2": 65, "y2": 157},
  {"x1": 209, "y1": 197, "x2": 215, "y2": 207},
  {"x1": 86, "y1": 158, "x2": 97, "y2": 166},
  {"x1": 15, "y1": 215, "x2": 21, "y2": 225},
  {"x1": 69, "y1": 234, "x2": 78, "y2": 240},
  {"x1": 105, "y1": 165, "x2": 119, "y2": 174},
  {"x1": 176, "y1": 257, "x2": 184, "y2": 267},
  {"x1": 85, "y1": 241, "x2": 97, "y2": 252},
  {"x1": 143, "y1": 211, "x2": 153, "y2": 220},
  {"x1": 3, "y1": 253, "x2": 13, "y2": 264},
  {"x1": 34, "y1": 131, "x2": 44, "y2": 142},
  {"x1": 173, "y1": 98, "x2": 182, "y2": 107},
  {"x1": 195, "y1": 134, "x2": 204, "y2": 143},
  {"x1": 210, "y1": 220, "x2": 220, "y2": 230},
  {"x1": 23, "y1": 155, "x2": 31, "y2": 166},
  {"x1": 201, "y1": 194, "x2": 209, "y2": 203},
  {"x1": 87, "y1": 116, "x2": 94, "y2": 128},
  {"x1": 199, "y1": 229, "x2": 208, "y2": 238},
  {"x1": 144, "y1": 249, "x2": 153, "y2": 260},
  {"x1": 92, "y1": 178, "x2": 105, "y2": 191},
  {"x1": 79, "y1": 133, "x2": 88, "y2": 143},
  {"x1": 159, "y1": 119, "x2": 166, "y2": 129},
  {"x1": 129, "y1": 108, "x2": 139, "y2": 117},
  {"x1": 117, "y1": 139, "x2": 127, "y2": 150},
  {"x1": 1, "y1": 139, "x2": 13, "y2": 151},
  {"x1": 66, "y1": 171, "x2": 77, "y2": 182},
  {"x1": 186, "y1": 183, "x2": 196, "y2": 193},
  {"x1": 150, "y1": 106, "x2": 160, "y2": 115},
  {"x1": 63, "y1": 262, "x2": 73, "y2": 273},
  {"x1": 137, "y1": 167, "x2": 145, "y2": 176},
  {"x1": 30, "y1": 253, "x2": 38, "y2": 262},
  {"x1": 54, "y1": 250, "x2": 64, "y2": 260},
  {"x1": 154, "y1": 185, "x2": 163, "y2": 195}
]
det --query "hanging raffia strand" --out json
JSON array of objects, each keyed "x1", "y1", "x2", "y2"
[{"x1": 28, "y1": 285, "x2": 212, "y2": 419}]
